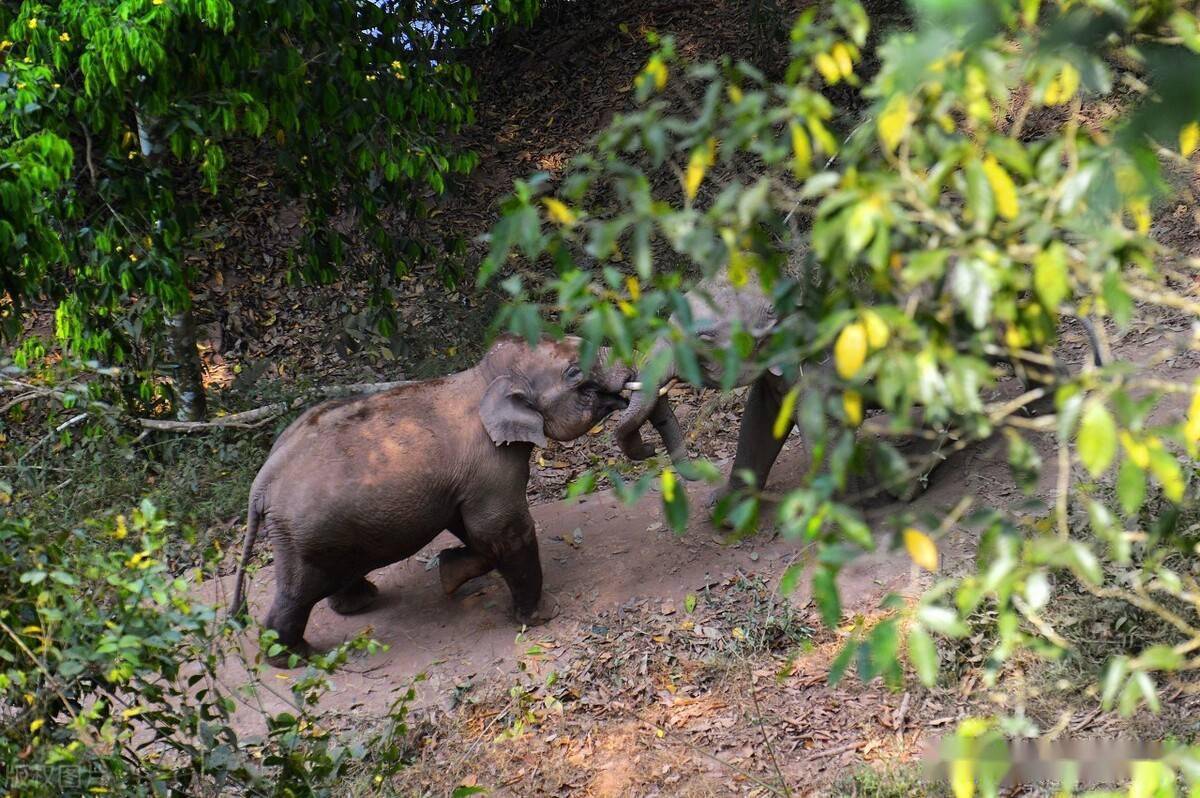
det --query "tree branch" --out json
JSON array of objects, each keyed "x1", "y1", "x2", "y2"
[{"x1": 1, "y1": 376, "x2": 416, "y2": 434}]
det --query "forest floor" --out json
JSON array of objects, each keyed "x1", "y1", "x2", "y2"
[{"x1": 6, "y1": 0, "x2": 1200, "y2": 795}]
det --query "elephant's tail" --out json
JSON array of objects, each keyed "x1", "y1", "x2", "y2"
[{"x1": 229, "y1": 491, "x2": 264, "y2": 621}]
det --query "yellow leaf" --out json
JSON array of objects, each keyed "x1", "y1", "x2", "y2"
[
  {"x1": 831, "y1": 43, "x2": 854, "y2": 79},
  {"x1": 982, "y1": 156, "x2": 1019, "y2": 221},
  {"x1": 726, "y1": 84, "x2": 743, "y2": 104},
  {"x1": 1127, "y1": 198, "x2": 1151, "y2": 235},
  {"x1": 1181, "y1": 121, "x2": 1200, "y2": 158},
  {"x1": 1185, "y1": 382, "x2": 1200, "y2": 457},
  {"x1": 121, "y1": 706, "x2": 146, "y2": 719},
  {"x1": 1044, "y1": 63, "x2": 1079, "y2": 106},
  {"x1": 661, "y1": 467, "x2": 676, "y2": 503},
  {"x1": 30, "y1": 718, "x2": 44, "y2": 733},
  {"x1": 542, "y1": 198, "x2": 576, "y2": 226},
  {"x1": 950, "y1": 759, "x2": 974, "y2": 798},
  {"x1": 683, "y1": 138, "x2": 716, "y2": 201},
  {"x1": 904, "y1": 527, "x2": 939, "y2": 571},
  {"x1": 877, "y1": 94, "x2": 912, "y2": 155},
  {"x1": 114, "y1": 514, "x2": 128, "y2": 540},
  {"x1": 641, "y1": 56, "x2": 668, "y2": 92},
  {"x1": 618, "y1": 300, "x2": 637, "y2": 318},
  {"x1": 720, "y1": 228, "x2": 749, "y2": 286},
  {"x1": 789, "y1": 121, "x2": 812, "y2": 178},
  {"x1": 728, "y1": 251, "x2": 749, "y2": 287},
  {"x1": 625, "y1": 275, "x2": 640, "y2": 301},
  {"x1": 21, "y1": 625, "x2": 41, "y2": 634},
  {"x1": 815, "y1": 52, "x2": 840, "y2": 84},
  {"x1": 843, "y1": 390, "x2": 863, "y2": 427},
  {"x1": 861, "y1": 309, "x2": 889, "y2": 349},
  {"x1": 1119, "y1": 431, "x2": 1150, "y2": 469},
  {"x1": 834, "y1": 322, "x2": 868, "y2": 379},
  {"x1": 808, "y1": 118, "x2": 838, "y2": 156},
  {"x1": 774, "y1": 386, "x2": 799, "y2": 439}
]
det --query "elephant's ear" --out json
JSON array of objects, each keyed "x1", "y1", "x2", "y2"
[{"x1": 479, "y1": 375, "x2": 547, "y2": 447}]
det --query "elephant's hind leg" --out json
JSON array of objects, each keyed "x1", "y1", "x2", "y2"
[
  {"x1": 438, "y1": 546, "x2": 495, "y2": 595},
  {"x1": 263, "y1": 561, "x2": 342, "y2": 668},
  {"x1": 328, "y1": 576, "x2": 379, "y2": 615}
]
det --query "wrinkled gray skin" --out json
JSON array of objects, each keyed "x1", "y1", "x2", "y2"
[
  {"x1": 231, "y1": 335, "x2": 634, "y2": 667},
  {"x1": 617, "y1": 273, "x2": 1104, "y2": 506},
  {"x1": 616, "y1": 278, "x2": 781, "y2": 505}
]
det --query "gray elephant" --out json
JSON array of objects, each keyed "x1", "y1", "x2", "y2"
[
  {"x1": 616, "y1": 277, "x2": 787, "y2": 505},
  {"x1": 230, "y1": 335, "x2": 635, "y2": 667},
  {"x1": 616, "y1": 273, "x2": 1103, "y2": 506}
]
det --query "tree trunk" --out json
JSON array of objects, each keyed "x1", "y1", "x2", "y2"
[
  {"x1": 137, "y1": 109, "x2": 208, "y2": 422},
  {"x1": 164, "y1": 303, "x2": 207, "y2": 422}
]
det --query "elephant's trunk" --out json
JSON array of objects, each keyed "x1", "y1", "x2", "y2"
[{"x1": 616, "y1": 340, "x2": 687, "y2": 467}]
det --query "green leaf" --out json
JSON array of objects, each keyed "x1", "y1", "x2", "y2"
[
  {"x1": 917, "y1": 605, "x2": 969, "y2": 638},
  {"x1": 778, "y1": 563, "x2": 804, "y2": 596},
  {"x1": 813, "y1": 565, "x2": 842, "y2": 626},
  {"x1": 907, "y1": 626, "x2": 939, "y2": 687},
  {"x1": 1066, "y1": 540, "x2": 1103, "y2": 586},
  {"x1": 1116, "y1": 459, "x2": 1146, "y2": 516},
  {"x1": 827, "y1": 638, "x2": 858, "y2": 686},
  {"x1": 661, "y1": 468, "x2": 689, "y2": 534},
  {"x1": 1032, "y1": 241, "x2": 1069, "y2": 309},
  {"x1": 1076, "y1": 400, "x2": 1117, "y2": 477},
  {"x1": 952, "y1": 257, "x2": 996, "y2": 329},
  {"x1": 843, "y1": 200, "x2": 880, "y2": 258},
  {"x1": 1101, "y1": 656, "x2": 1128, "y2": 710},
  {"x1": 1147, "y1": 445, "x2": 1184, "y2": 503},
  {"x1": 964, "y1": 158, "x2": 995, "y2": 232},
  {"x1": 1005, "y1": 429, "x2": 1041, "y2": 494},
  {"x1": 1138, "y1": 645, "x2": 1183, "y2": 672},
  {"x1": 452, "y1": 787, "x2": 488, "y2": 797},
  {"x1": 566, "y1": 471, "x2": 597, "y2": 499},
  {"x1": 684, "y1": 593, "x2": 697, "y2": 613}
]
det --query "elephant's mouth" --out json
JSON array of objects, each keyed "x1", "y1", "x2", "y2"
[{"x1": 596, "y1": 390, "x2": 630, "y2": 417}]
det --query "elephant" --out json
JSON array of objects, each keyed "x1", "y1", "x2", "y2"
[
  {"x1": 616, "y1": 277, "x2": 787, "y2": 506},
  {"x1": 615, "y1": 273, "x2": 1102, "y2": 507},
  {"x1": 229, "y1": 334, "x2": 636, "y2": 667}
]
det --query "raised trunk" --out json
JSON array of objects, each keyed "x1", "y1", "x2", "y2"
[{"x1": 616, "y1": 340, "x2": 687, "y2": 467}]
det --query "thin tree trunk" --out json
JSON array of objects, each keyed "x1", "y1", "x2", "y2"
[
  {"x1": 137, "y1": 109, "x2": 208, "y2": 422},
  {"x1": 164, "y1": 302, "x2": 208, "y2": 422}
]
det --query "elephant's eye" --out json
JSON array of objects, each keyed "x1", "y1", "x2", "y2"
[{"x1": 564, "y1": 364, "x2": 582, "y2": 382}]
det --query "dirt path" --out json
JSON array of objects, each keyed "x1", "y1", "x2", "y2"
[{"x1": 205, "y1": 425, "x2": 994, "y2": 720}]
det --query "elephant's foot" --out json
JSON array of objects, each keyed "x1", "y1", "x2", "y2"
[
  {"x1": 439, "y1": 547, "x2": 495, "y2": 595},
  {"x1": 515, "y1": 594, "x2": 560, "y2": 628},
  {"x1": 881, "y1": 433, "x2": 952, "y2": 502},
  {"x1": 328, "y1": 578, "x2": 379, "y2": 616},
  {"x1": 264, "y1": 637, "x2": 315, "y2": 669}
]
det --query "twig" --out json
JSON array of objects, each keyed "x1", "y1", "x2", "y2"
[
  {"x1": 745, "y1": 659, "x2": 792, "y2": 797},
  {"x1": 808, "y1": 740, "x2": 862, "y2": 761},
  {"x1": 21, "y1": 412, "x2": 89, "y2": 460}
]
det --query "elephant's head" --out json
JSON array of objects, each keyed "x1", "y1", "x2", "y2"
[
  {"x1": 478, "y1": 335, "x2": 635, "y2": 448},
  {"x1": 616, "y1": 276, "x2": 778, "y2": 463}
]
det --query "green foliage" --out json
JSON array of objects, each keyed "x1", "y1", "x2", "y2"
[
  {"x1": 484, "y1": 0, "x2": 1200, "y2": 789},
  {"x1": 0, "y1": 498, "x2": 419, "y2": 796},
  {"x1": 0, "y1": 0, "x2": 536, "y2": 367}
]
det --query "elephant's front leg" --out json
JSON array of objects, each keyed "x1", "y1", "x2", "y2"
[
  {"x1": 468, "y1": 506, "x2": 556, "y2": 626},
  {"x1": 713, "y1": 374, "x2": 794, "y2": 505}
]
